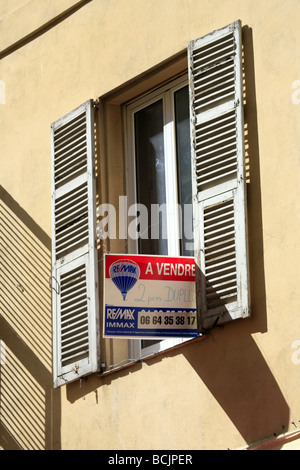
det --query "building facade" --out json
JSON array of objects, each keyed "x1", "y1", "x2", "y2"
[{"x1": 1, "y1": 0, "x2": 300, "y2": 450}]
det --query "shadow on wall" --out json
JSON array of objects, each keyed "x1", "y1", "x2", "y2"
[
  {"x1": 182, "y1": 323, "x2": 289, "y2": 448},
  {"x1": 242, "y1": 25, "x2": 267, "y2": 336},
  {"x1": 0, "y1": 186, "x2": 61, "y2": 450}
]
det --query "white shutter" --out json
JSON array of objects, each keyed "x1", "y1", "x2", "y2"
[
  {"x1": 188, "y1": 20, "x2": 250, "y2": 331},
  {"x1": 51, "y1": 100, "x2": 100, "y2": 387}
]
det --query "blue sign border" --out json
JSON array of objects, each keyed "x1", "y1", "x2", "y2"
[{"x1": 104, "y1": 305, "x2": 198, "y2": 338}]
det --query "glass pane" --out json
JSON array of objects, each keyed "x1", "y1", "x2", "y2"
[
  {"x1": 135, "y1": 99, "x2": 167, "y2": 351},
  {"x1": 174, "y1": 86, "x2": 194, "y2": 256},
  {"x1": 134, "y1": 99, "x2": 168, "y2": 255}
]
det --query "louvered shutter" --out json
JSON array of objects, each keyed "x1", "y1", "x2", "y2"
[
  {"x1": 51, "y1": 100, "x2": 100, "y2": 387},
  {"x1": 188, "y1": 20, "x2": 250, "y2": 331}
]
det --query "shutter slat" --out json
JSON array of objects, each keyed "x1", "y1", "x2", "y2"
[
  {"x1": 54, "y1": 129, "x2": 86, "y2": 157},
  {"x1": 194, "y1": 66, "x2": 234, "y2": 90},
  {"x1": 196, "y1": 129, "x2": 236, "y2": 152},
  {"x1": 203, "y1": 196, "x2": 237, "y2": 310},
  {"x1": 61, "y1": 341, "x2": 89, "y2": 361},
  {"x1": 196, "y1": 143, "x2": 236, "y2": 168},
  {"x1": 53, "y1": 111, "x2": 86, "y2": 138},
  {"x1": 194, "y1": 107, "x2": 238, "y2": 191},
  {"x1": 55, "y1": 190, "x2": 88, "y2": 227},
  {"x1": 61, "y1": 327, "x2": 89, "y2": 345},
  {"x1": 55, "y1": 182, "x2": 88, "y2": 215},
  {"x1": 54, "y1": 117, "x2": 86, "y2": 147},
  {"x1": 193, "y1": 38, "x2": 234, "y2": 64},
  {"x1": 60, "y1": 278, "x2": 86, "y2": 299},
  {"x1": 189, "y1": 20, "x2": 250, "y2": 331},
  {"x1": 196, "y1": 121, "x2": 236, "y2": 145},
  {"x1": 55, "y1": 153, "x2": 88, "y2": 182},
  {"x1": 196, "y1": 147, "x2": 236, "y2": 168},
  {"x1": 193, "y1": 35, "x2": 234, "y2": 71},
  {"x1": 61, "y1": 291, "x2": 87, "y2": 311},
  {"x1": 58, "y1": 259, "x2": 90, "y2": 367},
  {"x1": 55, "y1": 202, "x2": 88, "y2": 234},
  {"x1": 53, "y1": 113, "x2": 88, "y2": 189},
  {"x1": 56, "y1": 223, "x2": 89, "y2": 259},
  {"x1": 195, "y1": 83, "x2": 235, "y2": 107},
  {"x1": 51, "y1": 100, "x2": 100, "y2": 387},
  {"x1": 192, "y1": 31, "x2": 236, "y2": 115},
  {"x1": 61, "y1": 313, "x2": 88, "y2": 331},
  {"x1": 196, "y1": 166, "x2": 237, "y2": 188},
  {"x1": 198, "y1": 162, "x2": 237, "y2": 182},
  {"x1": 54, "y1": 179, "x2": 89, "y2": 260},
  {"x1": 194, "y1": 90, "x2": 234, "y2": 113},
  {"x1": 61, "y1": 317, "x2": 88, "y2": 336},
  {"x1": 54, "y1": 136, "x2": 86, "y2": 160},
  {"x1": 196, "y1": 109, "x2": 236, "y2": 134},
  {"x1": 54, "y1": 135, "x2": 87, "y2": 161}
]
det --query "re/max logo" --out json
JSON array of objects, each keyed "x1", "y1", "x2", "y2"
[{"x1": 112, "y1": 264, "x2": 137, "y2": 274}]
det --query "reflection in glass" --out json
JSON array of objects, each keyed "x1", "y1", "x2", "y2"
[
  {"x1": 174, "y1": 86, "x2": 194, "y2": 256},
  {"x1": 134, "y1": 99, "x2": 168, "y2": 255}
]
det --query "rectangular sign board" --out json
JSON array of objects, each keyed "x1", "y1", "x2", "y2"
[{"x1": 103, "y1": 254, "x2": 198, "y2": 339}]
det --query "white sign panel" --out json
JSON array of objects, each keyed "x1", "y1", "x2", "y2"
[{"x1": 103, "y1": 254, "x2": 197, "y2": 339}]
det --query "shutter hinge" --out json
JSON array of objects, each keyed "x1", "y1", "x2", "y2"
[{"x1": 49, "y1": 276, "x2": 60, "y2": 294}]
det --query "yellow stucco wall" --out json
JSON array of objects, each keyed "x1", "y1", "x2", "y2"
[{"x1": 1, "y1": 0, "x2": 300, "y2": 450}]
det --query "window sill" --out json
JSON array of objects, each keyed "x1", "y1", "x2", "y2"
[{"x1": 97, "y1": 334, "x2": 207, "y2": 378}]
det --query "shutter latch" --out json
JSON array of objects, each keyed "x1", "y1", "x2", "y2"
[{"x1": 49, "y1": 276, "x2": 60, "y2": 294}]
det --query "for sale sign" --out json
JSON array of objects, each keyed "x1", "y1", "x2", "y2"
[{"x1": 103, "y1": 254, "x2": 197, "y2": 339}]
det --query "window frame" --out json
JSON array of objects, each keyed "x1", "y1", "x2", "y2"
[{"x1": 124, "y1": 73, "x2": 194, "y2": 359}]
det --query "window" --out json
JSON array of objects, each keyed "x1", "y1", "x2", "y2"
[
  {"x1": 50, "y1": 19, "x2": 250, "y2": 386},
  {"x1": 126, "y1": 75, "x2": 194, "y2": 257},
  {"x1": 126, "y1": 75, "x2": 195, "y2": 358}
]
